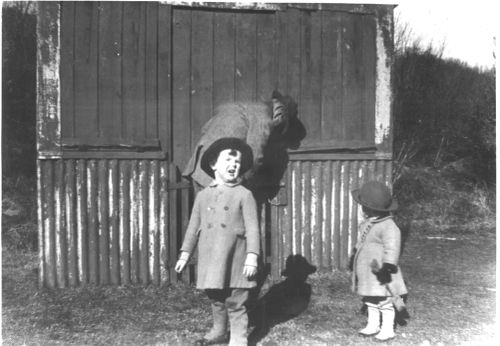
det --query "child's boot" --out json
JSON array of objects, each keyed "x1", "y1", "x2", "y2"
[
  {"x1": 375, "y1": 303, "x2": 395, "y2": 341},
  {"x1": 358, "y1": 302, "x2": 380, "y2": 336},
  {"x1": 227, "y1": 289, "x2": 249, "y2": 346},
  {"x1": 200, "y1": 302, "x2": 229, "y2": 344}
]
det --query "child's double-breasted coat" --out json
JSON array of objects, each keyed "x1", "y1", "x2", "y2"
[
  {"x1": 352, "y1": 216, "x2": 408, "y2": 297},
  {"x1": 180, "y1": 181, "x2": 260, "y2": 289}
]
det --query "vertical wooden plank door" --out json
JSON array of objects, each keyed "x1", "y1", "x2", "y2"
[
  {"x1": 170, "y1": 7, "x2": 278, "y2": 170},
  {"x1": 170, "y1": 7, "x2": 280, "y2": 280}
]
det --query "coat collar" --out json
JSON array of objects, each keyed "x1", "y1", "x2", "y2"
[
  {"x1": 367, "y1": 215, "x2": 393, "y2": 223},
  {"x1": 208, "y1": 179, "x2": 242, "y2": 188},
  {"x1": 355, "y1": 215, "x2": 393, "y2": 250}
]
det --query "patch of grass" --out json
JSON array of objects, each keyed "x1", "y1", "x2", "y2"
[
  {"x1": 394, "y1": 167, "x2": 495, "y2": 234},
  {"x1": 2, "y1": 249, "x2": 212, "y2": 345},
  {"x1": 2, "y1": 227, "x2": 496, "y2": 345}
]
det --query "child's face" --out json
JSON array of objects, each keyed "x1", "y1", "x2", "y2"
[{"x1": 211, "y1": 149, "x2": 242, "y2": 183}]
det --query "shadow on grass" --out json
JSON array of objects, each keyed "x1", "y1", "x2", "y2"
[{"x1": 247, "y1": 254, "x2": 317, "y2": 346}]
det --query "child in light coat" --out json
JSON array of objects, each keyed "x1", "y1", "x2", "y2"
[
  {"x1": 175, "y1": 137, "x2": 260, "y2": 346},
  {"x1": 350, "y1": 181, "x2": 408, "y2": 341}
]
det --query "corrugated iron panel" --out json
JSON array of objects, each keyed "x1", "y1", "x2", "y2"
[
  {"x1": 271, "y1": 159, "x2": 392, "y2": 276},
  {"x1": 38, "y1": 159, "x2": 191, "y2": 288}
]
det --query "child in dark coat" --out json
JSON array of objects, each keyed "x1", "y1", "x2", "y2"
[
  {"x1": 175, "y1": 137, "x2": 260, "y2": 346},
  {"x1": 350, "y1": 181, "x2": 408, "y2": 341}
]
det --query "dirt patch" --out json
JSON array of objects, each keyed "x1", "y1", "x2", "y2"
[{"x1": 2, "y1": 228, "x2": 496, "y2": 345}]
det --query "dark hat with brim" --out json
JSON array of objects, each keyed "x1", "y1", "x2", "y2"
[
  {"x1": 200, "y1": 137, "x2": 254, "y2": 178},
  {"x1": 351, "y1": 181, "x2": 398, "y2": 212}
]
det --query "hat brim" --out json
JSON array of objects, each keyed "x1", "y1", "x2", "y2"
[
  {"x1": 200, "y1": 138, "x2": 254, "y2": 178},
  {"x1": 351, "y1": 189, "x2": 398, "y2": 212}
]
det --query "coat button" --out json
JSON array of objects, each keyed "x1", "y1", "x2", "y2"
[
  {"x1": 224, "y1": 206, "x2": 229, "y2": 211},
  {"x1": 221, "y1": 223, "x2": 226, "y2": 228}
]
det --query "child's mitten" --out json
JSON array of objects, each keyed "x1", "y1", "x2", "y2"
[{"x1": 375, "y1": 263, "x2": 397, "y2": 284}]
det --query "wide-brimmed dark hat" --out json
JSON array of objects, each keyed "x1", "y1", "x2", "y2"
[
  {"x1": 200, "y1": 137, "x2": 254, "y2": 178},
  {"x1": 351, "y1": 181, "x2": 398, "y2": 212}
]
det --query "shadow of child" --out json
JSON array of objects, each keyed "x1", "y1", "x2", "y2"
[{"x1": 247, "y1": 254, "x2": 316, "y2": 345}]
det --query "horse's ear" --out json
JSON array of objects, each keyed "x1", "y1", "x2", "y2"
[{"x1": 271, "y1": 90, "x2": 289, "y2": 134}]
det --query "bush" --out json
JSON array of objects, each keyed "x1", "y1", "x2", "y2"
[
  {"x1": 2, "y1": 2, "x2": 37, "y2": 178},
  {"x1": 2, "y1": 176, "x2": 37, "y2": 250},
  {"x1": 394, "y1": 166, "x2": 495, "y2": 234},
  {"x1": 393, "y1": 45, "x2": 495, "y2": 185},
  {"x1": 2, "y1": 222, "x2": 37, "y2": 251}
]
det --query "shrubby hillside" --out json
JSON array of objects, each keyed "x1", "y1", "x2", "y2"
[
  {"x1": 392, "y1": 40, "x2": 495, "y2": 234},
  {"x1": 393, "y1": 46, "x2": 495, "y2": 184}
]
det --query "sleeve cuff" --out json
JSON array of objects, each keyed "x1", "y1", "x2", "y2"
[
  {"x1": 179, "y1": 251, "x2": 190, "y2": 262},
  {"x1": 244, "y1": 253, "x2": 259, "y2": 267}
]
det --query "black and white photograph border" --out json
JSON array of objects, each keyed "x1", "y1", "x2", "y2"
[{"x1": 2, "y1": 0, "x2": 496, "y2": 345}]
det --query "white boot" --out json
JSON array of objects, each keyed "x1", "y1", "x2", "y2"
[
  {"x1": 375, "y1": 303, "x2": 395, "y2": 341},
  {"x1": 359, "y1": 302, "x2": 380, "y2": 336}
]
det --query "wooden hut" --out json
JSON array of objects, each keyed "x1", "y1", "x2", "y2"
[{"x1": 37, "y1": 2, "x2": 396, "y2": 288}]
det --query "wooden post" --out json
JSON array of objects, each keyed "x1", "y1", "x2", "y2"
[{"x1": 37, "y1": 1, "x2": 61, "y2": 289}]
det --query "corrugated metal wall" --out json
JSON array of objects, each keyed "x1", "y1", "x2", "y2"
[
  {"x1": 37, "y1": 159, "x2": 194, "y2": 288},
  {"x1": 269, "y1": 159, "x2": 392, "y2": 278},
  {"x1": 38, "y1": 157, "x2": 392, "y2": 287}
]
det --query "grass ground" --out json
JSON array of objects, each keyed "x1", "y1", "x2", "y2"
[
  {"x1": 2, "y1": 170, "x2": 496, "y2": 345},
  {"x1": 2, "y1": 226, "x2": 496, "y2": 345}
]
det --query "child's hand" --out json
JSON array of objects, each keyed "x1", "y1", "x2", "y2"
[
  {"x1": 175, "y1": 260, "x2": 187, "y2": 273},
  {"x1": 243, "y1": 265, "x2": 257, "y2": 278},
  {"x1": 243, "y1": 253, "x2": 258, "y2": 278},
  {"x1": 174, "y1": 252, "x2": 190, "y2": 273}
]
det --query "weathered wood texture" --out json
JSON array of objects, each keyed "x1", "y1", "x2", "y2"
[
  {"x1": 170, "y1": 8, "x2": 277, "y2": 169},
  {"x1": 170, "y1": 7, "x2": 381, "y2": 170},
  {"x1": 60, "y1": 2, "x2": 170, "y2": 155},
  {"x1": 275, "y1": 9, "x2": 377, "y2": 151},
  {"x1": 57, "y1": 2, "x2": 388, "y2": 161},
  {"x1": 37, "y1": 1, "x2": 60, "y2": 156}
]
